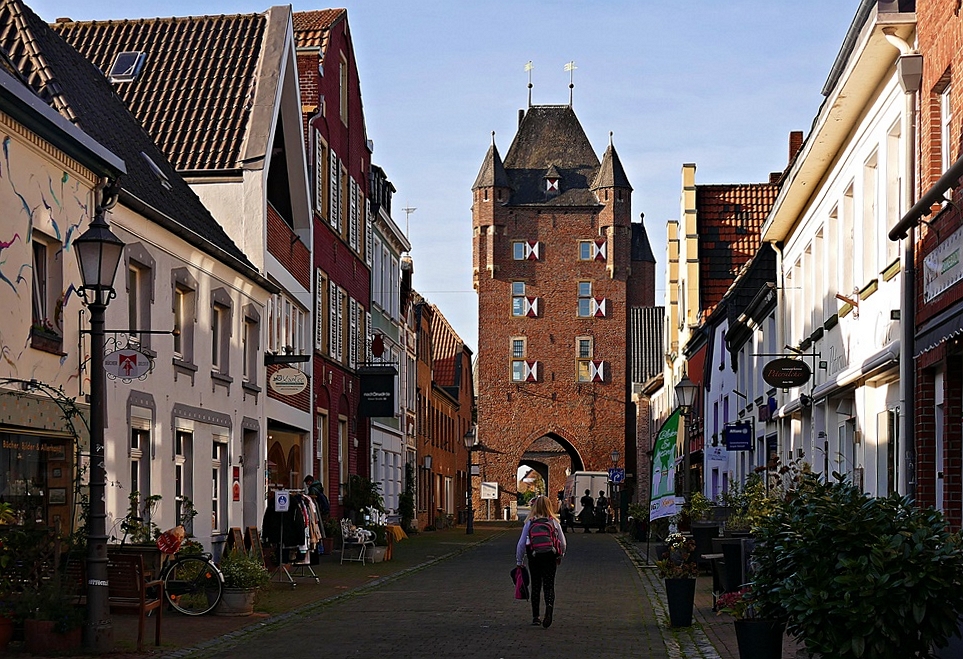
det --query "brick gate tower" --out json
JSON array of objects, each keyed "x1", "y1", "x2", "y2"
[{"x1": 472, "y1": 103, "x2": 653, "y2": 519}]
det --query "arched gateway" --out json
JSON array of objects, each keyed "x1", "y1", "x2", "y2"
[{"x1": 471, "y1": 101, "x2": 655, "y2": 520}]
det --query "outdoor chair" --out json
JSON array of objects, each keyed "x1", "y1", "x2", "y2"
[{"x1": 339, "y1": 518, "x2": 374, "y2": 564}]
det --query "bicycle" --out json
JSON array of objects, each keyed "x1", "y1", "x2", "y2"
[{"x1": 155, "y1": 527, "x2": 225, "y2": 616}]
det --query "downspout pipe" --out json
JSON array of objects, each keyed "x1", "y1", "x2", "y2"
[{"x1": 884, "y1": 29, "x2": 920, "y2": 500}]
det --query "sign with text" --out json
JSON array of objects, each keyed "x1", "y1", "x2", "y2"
[
  {"x1": 358, "y1": 365, "x2": 398, "y2": 417},
  {"x1": 269, "y1": 368, "x2": 308, "y2": 396},
  {"x1": 480, "y1": 482, "x2": 499, "y2": 500},
  {"x1": 104, "y1": 349, "x2": 151, "y2": 379},
  {"x1": 650, "y1": 409, "x2": 680, "y2": 521},
  {"x1": 762, "y1": 357, "x2": 811, "y2": 388},
  {"x1": 724, "y1": 422, "x2": 753, "y2": 451}
]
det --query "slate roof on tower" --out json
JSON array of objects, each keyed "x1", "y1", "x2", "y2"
[
  {"x1": 0, "y1": 0, "x2": 258, "y2": 276},
  {"x1": 51, "y1": 10, "x2": 269, "y2": 174},
  {"x1": 501, "y1": 105, "x2": 601, "y2": 207}
]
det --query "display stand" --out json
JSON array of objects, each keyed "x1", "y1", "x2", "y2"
[{"x1": 266, "y1": 490, "x2": 319, "y2": 587}]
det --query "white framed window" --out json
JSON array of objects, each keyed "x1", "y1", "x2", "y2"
[
  {"x1": 577, "y1": 282, "x2": 593, "y2": 317},
  {"x1": 31, "y1": 233, "x2": 62, "y2": 337},
  {"x1": 512, "y1": 240, "x2": 540, "y2": 261},
  {"x1": 576, "y1": 336, "x2": 593, "y2": 381},
  {"x1": 861, "y1": 152, "x2": 878, "y2": 284},
  {"x1": 314, "y1": 131, "x2": 328, "y2": 219},
  {"x1": 578, "y1": 239, "x2": 605, "y2": 261},
  {"x1": 511, "y1": 282, "x2": 527, "y2": 317},
  {"x1": 212, "y1": 303, "x2": 228, "y2": 372},
  {"x1": 315, "y1": 270, "x2": 327, "y2": 353},
  {"x1": 127, "y1": 260, "x2": 151, "y2": 347},
  {"x1": 175, "y1": 430, "x2": 194, "y2": 534},
  {"x1": 510, "y1": 337, "x2": 527, "y2": 382},
  {"x1": 242, "y1": 312, "x2": 259, "y2": 385},
  {"x1": 130, "y1": 425, "x2": 150, "y2": 509},
  {"x1": 211, "y1": 437, "x2": 228, "y2": 534},
  {"x1": 942, "y1": 82, "x2": 953, "y2": 175}
]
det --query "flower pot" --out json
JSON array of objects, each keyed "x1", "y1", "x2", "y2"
[
  {"x1": 24, "y1": 619, "x2": 82, "y2": 654},
  {"x1": 215, "y1": 587, "x2": 256, "y2": 616},
  {"x1": 321, "y1": 537, "x2": 334, "y2": 555},
  {"x1": 370, "y1": 546, "x2": 388, "y2": 563},
  {"x1": 664, "y1": 577, "x2": 696, "y2": 627},
  {"x1": 734, "y1": 618, "x2": 785, "y2": 659},
  {"x1": 0, "y1": 615, "x2": 13, "y2": 651}
]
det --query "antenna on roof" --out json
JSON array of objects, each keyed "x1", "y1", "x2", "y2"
[
  {"x1": 525, "y1": 61, "x2": 534, "y2": 108},
  {"x1": 402, "y1": 206, "x2": 416, "y2": 239},
  {"x1": 564, "y1": 61, "x2": 577, "y2": 106},
  {"x1": 609, "y1": 131, "x2": 614, "y2": 147}
]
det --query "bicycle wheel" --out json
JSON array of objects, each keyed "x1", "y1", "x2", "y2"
[{"x1": 163, "y1": 555, "x2": 223, "y2": 615}]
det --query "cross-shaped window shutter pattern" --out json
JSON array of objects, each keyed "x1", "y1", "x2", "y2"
[
  {"x1": 526, "y1": 241, "x2": 540, "y2": 260},
  {"x1": 525, "y1": 296, "x2": 539, "y2": 318},
  {"x1": 329, "y1": 150, "x2": 339, "y2": 229},
  {"x1": 525, "y1": 360, "x2": 539, "y2": 382},
  {"x1": 349, "y1": 178, "x2": 359, "y2": 251},
  {"x1": 314, "y1": 132, "x2": 324, "y2": 215},
  {"x1": 591, "y1": 297, "x2": 607, "y2": 317},
  {"x1": 593, "y1": 239, "x2": 607, "y2": 261},
  {"x1": 591, "y1": 360, "x2": 605, "y2": 382},
  {"x1": 365, "y1": 199, "x2": 373, "y2": 267},
  {"x1": 315, "y1": 270, "x2": 325, "y2": 351},
  {"x1": 329, "y1": 284, "x2": 339, "y2": 359},
  {"x1": 349, "y1": 298, "x2": 358, "y2": 368}
]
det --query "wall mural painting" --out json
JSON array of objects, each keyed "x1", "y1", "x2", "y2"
[{"x1": 0, "y1": 134, "x2": 91, "y2": 376}]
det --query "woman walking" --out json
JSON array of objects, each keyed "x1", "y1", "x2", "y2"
[{"x1": 516, "y1": 495, "x2": 567, "y2": 628}]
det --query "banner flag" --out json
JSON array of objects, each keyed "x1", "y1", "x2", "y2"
[{"x1": 650, "y1": 409, "x2": 681, "y2": 522}]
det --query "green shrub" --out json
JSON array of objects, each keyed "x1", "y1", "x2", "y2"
[
  {"x1": 218, "y1": 551, "x2": 269, "y2": 590},
  {"x1": 752, "y1": 474, "x2": 963, "y2": 658}
]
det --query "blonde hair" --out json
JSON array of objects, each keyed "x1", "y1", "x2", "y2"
[{"x1": 529, "y1": 495, "x2": 557, "y2": 520}]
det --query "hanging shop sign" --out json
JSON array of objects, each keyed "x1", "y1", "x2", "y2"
[
  {"x1": 723, "y1": 422, "x2": 753, "y2": 451},
  {"x1": 103, "y1": 348, "x2": 151, "y2": 379},
  {"x1": 269, "y1": 368, "x2": 308, "y2": 396},
  {"x1": 762, "y1": 357, "x2": 811, "y2": 388},
  {"x1": 358, "y1": 365, "x2": 398, "y2": 417}
]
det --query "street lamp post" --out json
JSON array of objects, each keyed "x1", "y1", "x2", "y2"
[
  {"x1": 463, "y1": 426, "x2": 477, "y2": 534},
  {"x1": 674, "y1": 374, "x2": 698, "y2": 500},
  {"x1": 610, "y1": 449, "x2": 619, "y2": 530},
  {"x1": 74, "y1": 189, "x2": 125, "y2": 653}
]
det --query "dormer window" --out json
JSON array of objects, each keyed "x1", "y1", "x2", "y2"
[
  {"x1": 544, "y1": 165, "x2": 562, "y2": 196},
  {"x1": 546, "y1": 177, "x2": 559, "y2": 192}
]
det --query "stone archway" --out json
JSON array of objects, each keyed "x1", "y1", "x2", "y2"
[{"x1": 516, "y1": 433, "x2": 585, "y2": 505}]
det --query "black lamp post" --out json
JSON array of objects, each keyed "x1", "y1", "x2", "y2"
[
  {"x1": 74, "y1": 197, "x2": 125, "y2": 652},
  {"x1": 610, "y1": 449, "x2": 619, "y2": 529},
  {"x1": 463, "y1": 426, "x2": 477, "y2": 534},
  {"x1": 674, "y1": 374, "x2": 697, "y2": 499}
]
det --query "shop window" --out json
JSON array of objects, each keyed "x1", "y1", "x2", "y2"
[{"x1": 0, "y1": 432, "x2": 70, "y2": 527}]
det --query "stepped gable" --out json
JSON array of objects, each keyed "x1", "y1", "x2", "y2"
[
  {"x1": 696, "y1": 181, "x2": 777, "y2": 319},
  {"x1": 52, "y1": 10, "x2": 266, "y2": 174},
  {"x1": 0, "y1": 0, "x2": 256, "y2": 273},
  {"x1": 502, "y1": 105, "x2": 600, "y2": 207}
]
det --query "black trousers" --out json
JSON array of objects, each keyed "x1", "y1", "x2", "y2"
[{"x1": 528, "y1": 552, "x2": 558, "y2": 618}]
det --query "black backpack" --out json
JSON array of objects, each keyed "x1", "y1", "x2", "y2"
[{"x1": 528, "y1": 517, "x2": 558, "y2": 555}]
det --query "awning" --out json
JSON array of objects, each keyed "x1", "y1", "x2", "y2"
[{"x1": 915, "y1": 304, "x2": 963, "y2": 358}]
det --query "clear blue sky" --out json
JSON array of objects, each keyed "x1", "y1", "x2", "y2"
[{"x1": 29, "y1": 0, "x2": 861, "y2": 352}]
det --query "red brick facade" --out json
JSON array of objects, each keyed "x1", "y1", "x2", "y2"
[
  {"x1": 912, "y1": 1, "x2": 963, "y2": 528},
  {"x1": 266, "y1": 204, "x2": 311, "y2": 290},
  {"x1": 473, "y1": 108, "x2": 649, "y2": 518}
]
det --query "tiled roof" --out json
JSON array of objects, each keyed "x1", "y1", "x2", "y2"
[
  {"x1": 696, "y1": 182, "x2": 777, "y2": 320},
  {"x1": 428, "y1": 301, "x2": 465, "y2": 389},
  {"x1": 0, "y1": 0, "x2": 257, "y2": 273},
  {"x1": 472, "y1": 141, "x2": 510, "y2": 190},
  {"x1": 502, "y1": 105, "x2": 601, "y2": 207},
  {"x1": 293, "y1": 9, "x2": 343, "y2": 51},
  {"x1": 52, "y1": 11, "x2": 266, "y2": 173}
]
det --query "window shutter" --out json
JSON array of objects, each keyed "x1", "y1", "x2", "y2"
[
  {"x1": 365, "y1": 199, "x2": 373, "y2": 267},
  {"x1": 314, "y1": 132, "x2": 324, "y2": 216},
  {"x1": 365, "y1": 310, "x2": 372, "y2": 361},
  {"x1": 525, "y1": 296, "x2": 539, "y2": 318},
  {"x1": 592, "y1": 297, "x2": 607, "y2": 317},
  {"x1": 526, "y1": 240, "x2": 540, "y2": 260},
  {"x1": 329, "y1": 150, "x2": 338, "y2": 229},
  {"x1": 349, "y1": 297, "x2": 358, "y2": 368},
  {"x1": 336, "y1": 288, "x2": 344, "y2": 361},
  {"x1": 349, "y1": 178, "x2": 359, "y2": 250},
  {"x1": 329, "y1": 284, "x2": 339, "y2": 359},
  {"x1": 315, "y1": 270, "x2": 325, "y2": 352},
  {"x1": 593, "y1": 239, "x2": 607, "y2": 261},
  {"x1": 591, "y1": 360, "x2": 605, "y2": 382},
  {"x1": 525, "y1": 360, "x2": 539, "y2": 382}
]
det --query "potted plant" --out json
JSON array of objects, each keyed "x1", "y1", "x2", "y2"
[
  {"x1": 655, "y1": 532, "x2": 699, "y2": 627},
  {"x1": 752, "y1": 474, "x2": 963, "y2": 659},
  {"x1": 19, "y1": 578, "x2": 84, "y2": 653},
  {"x1": 716, "y1": 586, "x2": 785, "y2": 659},
  {"x1": 216, "y1": 550, "x2": 270, "y2": 616},
  {"x1": 343, "y1": 475, "x2": 385, "y2": 524}
]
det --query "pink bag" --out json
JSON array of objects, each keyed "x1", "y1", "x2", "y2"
[{"x1": 511, "y1": 565, "x2": 530, "y2": 600}]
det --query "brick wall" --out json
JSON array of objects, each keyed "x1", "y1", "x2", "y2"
[{"x1": 266, "y1": 204, "x2": 311, "y2": 289}]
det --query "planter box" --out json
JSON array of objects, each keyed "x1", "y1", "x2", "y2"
[
  {"x1": 370, "y1": 546, "x2": 388, "y2": 563},
  {"x1": 215, "y1": 587, "x2": 256, "y2": 616}
]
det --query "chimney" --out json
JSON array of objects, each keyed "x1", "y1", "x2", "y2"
[{"x1": 789, "y1": 131, "x2": 804, "y2": 165}]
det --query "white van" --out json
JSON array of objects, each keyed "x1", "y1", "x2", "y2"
[{"x1": 563, "y1": 471, "x2": 610, "y2": 507}]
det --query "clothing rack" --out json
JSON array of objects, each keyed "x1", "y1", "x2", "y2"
[{"x1": 263, "y1": 489, "x2": 320, "y2": 588}]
